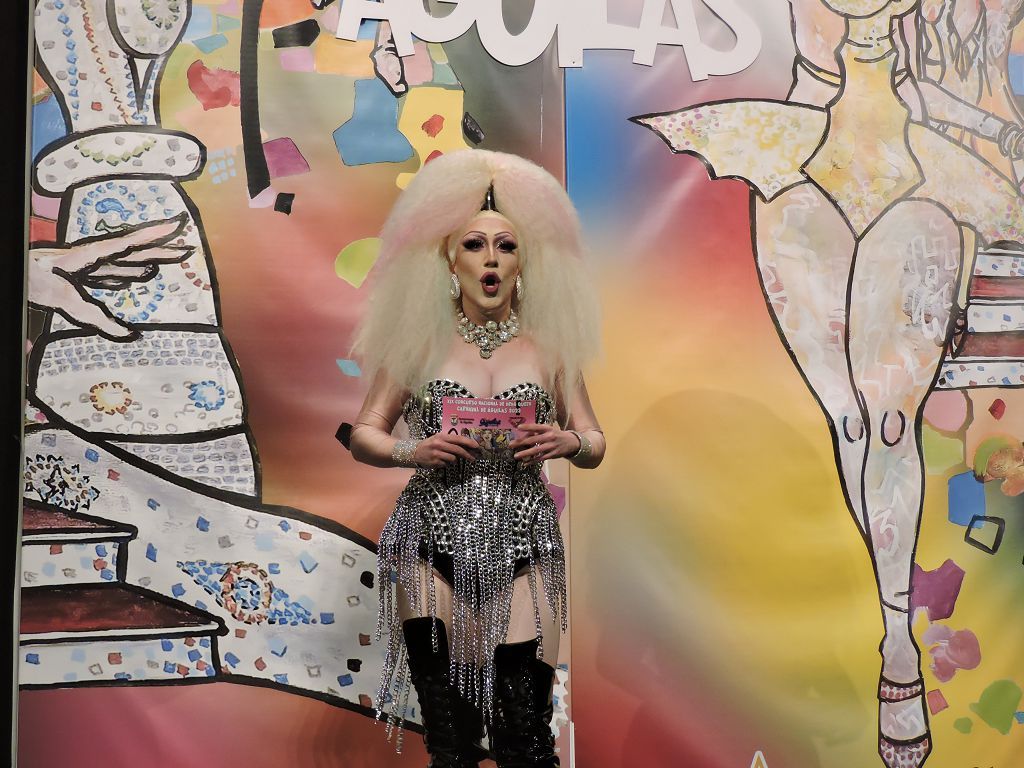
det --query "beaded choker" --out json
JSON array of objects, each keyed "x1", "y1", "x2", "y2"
[{"x1": 457, "y1": 310, "x2": 519, "y2": 359}]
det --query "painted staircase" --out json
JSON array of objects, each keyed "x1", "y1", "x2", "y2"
[
  {"x1": 939, "y1": 245, "x2": 1024, "y2": 389},
  {"x1": 20, "y1": 500, "x2": 227, "y2": 688}
]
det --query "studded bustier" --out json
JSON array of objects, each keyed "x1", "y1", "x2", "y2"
[{"x1": 394, "y1": 378, "x2": 559, "y2": 558}]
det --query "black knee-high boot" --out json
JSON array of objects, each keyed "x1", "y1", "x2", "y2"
[
  {"x1": 491, "y1": 639, "x2": 560, "y2": 768},
  {"x1": 403, "y1": 617, "x2": 487, "y2": 768}
]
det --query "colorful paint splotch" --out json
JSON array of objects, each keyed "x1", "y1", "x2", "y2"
[{"x1": 970, "y1": 681, "x2": 1023, "y2": 735}]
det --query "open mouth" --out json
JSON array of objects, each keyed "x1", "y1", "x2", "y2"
[{"x1": 481, "y1": 272, "x2": 501, "y2": 296}]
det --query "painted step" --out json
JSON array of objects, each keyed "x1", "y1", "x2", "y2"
[
  {"x1": 21, "y1": 502, "x2": 136, "y2": 587},
  {"x1": 965, "y1": 303, "x2": 1024, "y2": 333},
  {"x1": 20, "y1": 583, "x2": 226, "y2": 688},
  {"x1": 966, "y1": 277, "x2": 1024, "y2": 302},
  {"x1": 938, "y1": 331, "x2": 1024, "y2": 389},
  {"x1": 973, "y1": 247, "x2": 1024, "y2": 277}
]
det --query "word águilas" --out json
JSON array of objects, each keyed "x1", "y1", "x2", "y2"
[{"x1": 336, "y1": 0, "x2": 761, "y2": 80}]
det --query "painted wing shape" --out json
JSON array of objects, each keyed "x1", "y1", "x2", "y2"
[
  {"x1": 909, "y1": 124, "x2": 1024, "y2": 245},
  {"x1": 633, "y1": 100, "x2": 828, "y2": 202}
]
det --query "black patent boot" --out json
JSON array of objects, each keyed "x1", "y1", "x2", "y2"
[
  {"x1": 491, "y1": 639, "x2": 560, "y2": 768},
  {"x1": 404, "y1": 617, "x2": 487, "y2": 768}
]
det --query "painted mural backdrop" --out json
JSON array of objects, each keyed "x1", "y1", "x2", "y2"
[{"x1": 18, "y1": 1, "x2": 1024, "y2": 767}]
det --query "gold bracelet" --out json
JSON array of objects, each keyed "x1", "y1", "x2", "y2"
[
  {"x1": 567, "y1": 430, "x2": 592, "y2": 463},
  {"x1": 392, "y1": 439, "x2": 420, "y2": 468}
]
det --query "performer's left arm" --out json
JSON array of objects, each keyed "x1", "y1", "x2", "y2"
[{"x1": 511, "y1": 377, "x2": 605, "y2": 468}]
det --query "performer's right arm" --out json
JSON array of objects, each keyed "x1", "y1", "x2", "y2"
[
  {"x1": 350, "y1": 373, "x2": 415, "y2": 468},
  {"x1": 350, "y1": 373, "x2": 479, "y2": 468}
]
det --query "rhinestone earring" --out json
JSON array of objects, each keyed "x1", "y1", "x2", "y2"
[
  {"x1": 514, "y1": 274, "x2": 524, "y2": 300},
  {"x1": 450, "y1": 274, "x2": 461, "y2": 299}
]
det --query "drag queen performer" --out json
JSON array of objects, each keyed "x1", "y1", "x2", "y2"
[
  {"x1": 636, "y1": 1, "x2": 1024, "y2": 766},
  {"x1": 350, "y1": 150, "x2": 604, "y2": 767}
]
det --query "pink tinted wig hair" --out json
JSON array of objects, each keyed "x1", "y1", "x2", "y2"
[{"x1": 353, "y1": 150, "x2": 600, "y2": 411}]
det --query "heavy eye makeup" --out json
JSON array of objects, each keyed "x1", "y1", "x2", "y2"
[{"x1": 460, "y1": 232, "x2": 518, "y2": 253}]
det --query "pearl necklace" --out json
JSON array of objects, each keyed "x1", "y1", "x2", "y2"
[{"x1": 457, "y1": 310, "x2": 520, "y2": 359}]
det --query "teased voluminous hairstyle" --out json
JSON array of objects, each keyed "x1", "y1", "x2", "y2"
[{"x1": 352, "y1": 150, "x2": 600, "y2": 413}]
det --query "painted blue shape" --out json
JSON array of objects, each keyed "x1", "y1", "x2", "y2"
[
  {"x1": 268, "y1": 562, "x2": 281, "y2": 574},
  {"x1": 147, "y1": 499, "x2": 159, "y2": 510},
  {"x1": 337, "y1": 673, "x2": 354, "y2": 687},
  {"x1": 947, "y1": 472, "x2": 986, "y2": 527},
  {"x1": 71, "y1": 648, "x2": 86, "y2": 662},
  {"x1": 1015, "y1": 711, "x2": 1024, "y2": 724},
  {"x1": 357, "y1": 19, "x2": 378, "y2": 40},
  {"x1": 217, "y1": 14, "x2": 241, "y2": 32},
  {"x1": 172, "y1": 583, "x2": 186, "y2": 598},
  {"x1": 196, "y1": 516, "x2": 210, "y2": 532},
  {"x1": 25, "y1": 654, "x2": 40, "y2": 665},
  {"x1": 183, "y1": 5, "x2": 213, "y2": 40},
  {"x1": 200, "y1": 637, "x2": 210, "y2": 648},
  {"x1": 224, "y1": 652, "x2": 240, "y2": 668},
  {"x1": 206, "y1": 666, "x2": 216, "y2": 677},
  {"x1": 299, "y1": 551, "x2": 319, "y2": 574},
  {"x1": 32, "y1": 95, "x2": 68, "y2": 160},
  {"x1": 161, "y1": 639, "x2": 173, "y2": 652},
  {"x1": 163, "y1": 661, "x2": 176, "y2": 674},
  {"x1": 41, "y1": 563, "x2": 56, "y2": 577},
  {"x1": 187, "y1": 649, "x2": 202, "y2": 662},
  {"x1": 79, "y1": 557, "x2": 93, "y2": 569},
  {"x1": 63, "y1": 672, "x2": 78, "y2": 682},
  {"x1": 84, "y1": 448, "x2": 99, "y2": 462},
  {"x1": 100, "y1": 569, "x2": 114, "y2": 581},
  {"x1": 1010, "y1": 55, "x2": 1024, "y2": 96},
  {"x1": 195, "y1": 600, "x2": 208, "y2": 611},
  {"x1": 336, "y1": 359, "x2": 362, "y2": 377},
  {"x1": 320, "y1": 612, "x2": 335, "y2": 625},
  {"x1": 95, "y1": 544, "x2": 107, "y2": 557},
  {"x1": 269, "y1": 637, "x2": 288, "y2": 657},
  {"x1": 333, "y1": 78, "x2": 413, "y2": 166},
  {"x1": 114, "y1": 672, "x2": 130, "y2": 680},
  {"x1": 254, "y1": 533, "x2": 275, "y2": 551},
  {"x1": 278, "y1": 520, "x2": 291, "y2": 532},
  {"x1": 194, "y1": 34, "x2": 229, "y2": 54},
  {"x1": 146, "y1": 543, "x2": 158, "y2": 562},
  {"x1": 274, "y1": 673, "x2": 289, "y2": 684}
]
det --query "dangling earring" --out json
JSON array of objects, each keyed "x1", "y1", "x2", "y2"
[
  {"x1": 514, "y1": 274, "x2": 524, "y2": 300},
  {"x1": 450, "y1": 274, "x2": 461, "y2": 299}
]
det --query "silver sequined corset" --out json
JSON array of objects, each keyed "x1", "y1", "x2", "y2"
[{"x1": 393, "y1": 379, "x2": 560, "y2": 560}]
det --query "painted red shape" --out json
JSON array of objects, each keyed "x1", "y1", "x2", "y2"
[
  {"x1": 107, "y1": 469, "x2": 120, "y2": 480},
  {"x1": 421, "y1": 114, "x2": 444, "y2": 138},
  {"x1": 925, "y1": 625, "x2": 982, "y2": 683},
  {"x1": 254, "y1": 657, "x2": 267, "y2": 671},
  {"x1": 926, "y1": 689, "x2": 948, "y2": 714},
  {"x1": 989, "y1": 399, "x2": 1006, "y2": 419},
  {"x1": 49, "y1": 545, "x2": 63, "y2": 555},
  {"x1": 92, "y1": 558, "x2": 107, "y2": 571},
  {"x1": 910, "y1": 559, "x2": 965, "y2": 621},
  {"x1": 235, "y1": 628, "x2": 247, "y2": 638},
  {"x1": 29, "y1": 216, "x2": 57, "y2": 243},
  {"x1": 186, "y1": 60, "x2": 241, "y2": 111},
  {"x1": 359, "y1": 633, "x2": 371, "y2": 646},
  {"x1": 298, "y1": 531, "x2": 312, "y2": 541},
  {"x1": 425, "y1": 150, "x2": 444, "y2": 164},
  {"x1": 107, "y1": 653, "x2": 122, "y2": 665},
  {"x1": 263, "y1": 137, "x2": 310, "y2": 179},
  {"x1": 177, "y1": 664, "x2": 189, "y2": 677}
]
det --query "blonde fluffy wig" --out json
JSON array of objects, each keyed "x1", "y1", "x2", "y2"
[{"x1": 353, "y1": 150, "x2": 600, "y2": 410}]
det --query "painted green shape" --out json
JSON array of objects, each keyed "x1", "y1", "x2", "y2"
[
  {"x1": 969, "y1": 680, "x2": 1023, "y2": 735},
  {"x1": 923, "y1": 426, "x2": 964, "y2": 474},
  {"x1": 431, "y1": 62, "x2": 461, "y2": 87},
  {"x1": 953, "y1": 717, "x2": 973, "y2": 734},
  {"x1": 972, "y1": 435, "x2": 1017, "y2": 476},
  {"x1": 217, "y1": 14, "x2": 241, "y2": 32},
  {"x1": 334, "y1": 237, "x2": 381, "y2": 289}
]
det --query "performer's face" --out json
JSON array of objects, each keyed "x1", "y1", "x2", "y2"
[{"x1": 450, "y1": 212, "x2": 521, "y2": 321}]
